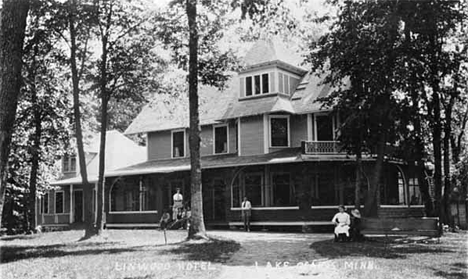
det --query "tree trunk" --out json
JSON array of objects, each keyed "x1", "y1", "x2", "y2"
[
  {"x1": 186, "y1": 0, "x2": 207, "y2": 240},
  {"x1": 442, "y1": 96, "x2": 455, "y2": 226},
  {"x1": 354, "y1": 143, "x2": 362, "y2": 209},
  {"x1": 96, "y1": 30, "x2": 109, "y2": 235},
  {"x1": 364, "y1": 129, "x2": 386, "y2": 217},
  {"x1": 26, "y1": 81, "x2": 42, "y2": 233},
  {"x1": 68, "y1": 0, "x2": 95, "y2": 238},
  {"x1": 0, "y1": 0, "x2": 29, "y2": 229},
  {"x1": 431, "y1": 75, "x2": 443, "y2": 221}
]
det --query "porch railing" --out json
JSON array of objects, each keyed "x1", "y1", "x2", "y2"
[{"x1": 301, "y1": 141, "x2": 342, "y2": 155}]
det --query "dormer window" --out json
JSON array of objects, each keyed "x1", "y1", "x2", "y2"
[
  {"x1": 245, "y1": 73, "x2": 270, "y2": 96},
  {"x1": 63, "y1": 155, "x2": 76, "y2": 173},
  {"x1": 172, "y1": 130, "x2": 186, "y2": 158}
]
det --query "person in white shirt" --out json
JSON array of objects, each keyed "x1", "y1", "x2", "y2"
[
  {"x1": 331, "y1": 205, "x2": 351, "y2": 242},
  {"x1": 241, "y1": 197, "x2": 252, "y2": 232},
  {"x1": 172, "y1": 188, "x2": 183, "y2": 220}
]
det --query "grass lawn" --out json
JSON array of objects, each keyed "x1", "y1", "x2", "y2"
[{"x1": 0, "y1": 229, "x2": 467, "y2": 279}]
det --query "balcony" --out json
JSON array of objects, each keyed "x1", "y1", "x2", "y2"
[{"x1": 301, "y1": 141, "x2": 342, "y2": 155}]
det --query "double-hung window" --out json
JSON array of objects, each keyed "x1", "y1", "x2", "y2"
[
  {"x1": 270, "y1": 116, "x2": 290, "y2": 147},
  {"x1": 62, "y1": 155, "x2": 77, "y2": 172},
  {"x1": 172, "y1": 130, "x2": 185, "y2": 158},
  {"x1": 245, "y1": 73, "x2": 269, "y2": 96},
  {"x1": 214, "y1": 125, "x2": 228, "y2": 154}
]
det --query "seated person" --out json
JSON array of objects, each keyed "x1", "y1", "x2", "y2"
[{"x1": 331, "y1": 205, "x2": 351, "y2": 242}]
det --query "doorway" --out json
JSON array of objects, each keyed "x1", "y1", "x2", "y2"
[{"x1": 74, "y1": 190, "x2": 83, "y2": 223}]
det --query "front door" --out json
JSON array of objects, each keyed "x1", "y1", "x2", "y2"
[{"x1": 74, "y1": 190, "x2": 83, "y2": 223}]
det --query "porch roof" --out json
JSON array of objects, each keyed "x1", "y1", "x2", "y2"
[
  {"x1": 105, "y1": 148, "x2": 303, "y2": 177},
  {"x1": 50, "y1": 176, "x2": 98, "y2": 186}
]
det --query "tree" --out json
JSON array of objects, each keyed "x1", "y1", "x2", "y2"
[
  {"x1": 16, "y1": 0, "x2": 71, "y2": 233},
  {"x1": 0, "y1": 0, "x2": 30, "y2": 229},
  {"x1": 64, "y1": 0, "x2": 97, "y2": 238},
  {"x1": 185, "y1": 0, "x2": 207, "y2": 239},
  {"x1": 309, "y1": 0, "x2": 404, "y2": 217},
  {"x1": 93, "y1": 0, "x2": 163, "y2": 234}
]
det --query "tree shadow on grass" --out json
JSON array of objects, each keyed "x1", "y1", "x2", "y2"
[
  {"x1": 310, "y1": 237, "x2": 456, "y2": 259},
  {"x1": 1, "y1": 241, "x2": 135, "y2": 264},
  {"x1": 431, "y1": 262, "x2": 468, "y2": 279},
  {"x1": 163, "y1": 237, "x2": 241, "y2": 263}
]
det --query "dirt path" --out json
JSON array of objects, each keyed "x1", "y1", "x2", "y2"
[{"x1": 208, "y1": 231, "x2": 344, "y2": 279}]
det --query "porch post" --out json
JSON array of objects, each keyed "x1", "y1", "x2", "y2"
[
  {"x1": 307, "y1": 114, "x2": 313, "y2": 141},
  {"x1": 263, "y1": 114, "x2": 269, "y2": 154},
  {"x1": 70, "y1": 184, "x2": 73, "y2": 223}
]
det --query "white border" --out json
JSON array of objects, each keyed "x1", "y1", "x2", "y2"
[
  {"x1": 269, "y1": 115, "x2": 290, "y2": 148},
  {"x1": 213, "y1": 124, "x2": 229, "y2": 155},
  {"x1": 171, "y1": 129, "x2": 186, "y2": 158}
]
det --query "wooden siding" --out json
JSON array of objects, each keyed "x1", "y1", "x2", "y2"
[
  {"x1": 148, "y1": 130, "x2": 172, "y2": 160},
  {"x1": 240, "y1": 77, "x2": 245, "y2": 97},
  {"x1": 200, "y1": 125, "x2": 214, "y2": 156},
  {"x1": 240, "y1": 115, "x2": 264, "y2": 155},
  {"x1": 290, "y1": 77, "x2": 300, "y2": 94},
  {"x1": 229, "y1": 122, "x2": 237, "y2": 153},
  {"x1": 290, "y1": 114, "x2": 308, "y2": 147}
]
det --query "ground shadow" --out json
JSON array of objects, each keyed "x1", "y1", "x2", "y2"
[
  {"x1": 164, "y1": 237, "x2": 241, "y2": 263},
  {"x1": 0, "y1": 241, "x2": 133, "y2": 264},
  {"x1": 310, "y1": 237, "x2": 456, "y2": 259},
  {"x1": 432, "y1": 262, "x2": 468, "y2": 279}
]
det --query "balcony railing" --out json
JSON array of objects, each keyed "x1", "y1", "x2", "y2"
[{"x1": 301, "y1": 141, "x2": 342, "y2": 155}]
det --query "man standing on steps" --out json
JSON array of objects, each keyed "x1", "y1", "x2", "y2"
[
  {"x1": 172, "y1": 188, "x2": 183, "y2": 220},
  {"x1": 241, "y1": 196, "x2": 251, "y2": 232}
]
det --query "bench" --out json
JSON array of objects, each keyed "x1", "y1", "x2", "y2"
[{"x1": 360, "y1": 217, "x2": 441, "y2": 238}]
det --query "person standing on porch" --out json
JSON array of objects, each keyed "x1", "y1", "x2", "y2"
[
  {"x1": 172, "y1": 188, "x2": 183, "y2": 220},
  {"x1": 241, "y1": 196, "x2": 252, "y2": 232}
]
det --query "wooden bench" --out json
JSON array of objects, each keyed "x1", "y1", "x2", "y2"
[{"x1": 360, "y1": 217, "x2": 441, "y2": 238}]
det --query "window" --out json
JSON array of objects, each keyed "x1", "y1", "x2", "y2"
[
  {"x1": 244, "y1": 173, "x2": 263, "y2": 206},
  {"x1": 62, "y1": 155, "x2": 77, "y2": 172},
  {"x1": 172, "y1": 130, "x2": 185, "y2": 158},
  {"x1": 246, "y1": 76, "x2": 253, "y2": 96},
  {"x1": 315, "y1": 114, "x2": 334, "y2": 141},
  {"x1": 111, "y1": 177, "x2": 157, "y2": 212},
  {"x1": 270, "y1": 116, "x2": 289, "y2": 147},
  {"x1": 278, "y1": 72, "x2": 290, "y2": 94},
  {"x1": 312, "y1": 172, "x2": 338, "y2": 206},
  {"x1": 214, "y1": 125, "x2": 228, "y2": 154},
  {"x1": 244, "y1": 73, "x2": 269, "y2": 96},
  {"x1": 409, "y1": 177, "x2": 422, "y2": 205},
  {"x1": 262, "y1": 74, "x2": 269, "y2": 94},
  {"x1": 272, "y1": 173, "x2": 296, "y2": 206},
  {"x1": 254, "y1": 75, "x2": 261, "y2": 95},
  {"x1": 55, "y1": 191, "x2": 64, "y2": 213},
  {"x1": 42, "y1": 193, "x2": 49, "y2": 214}
]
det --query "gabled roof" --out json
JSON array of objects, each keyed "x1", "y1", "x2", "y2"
[{"x1": 51, "y1": 130, "x2": 146, "y2": 185}]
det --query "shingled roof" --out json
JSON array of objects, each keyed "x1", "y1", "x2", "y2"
[
  {"x1": 243, "y1": 38, "x2": 305, "y2": 71},
  {"x1": 125, "y1": 39, "x2": 336, "y2": 135}
]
